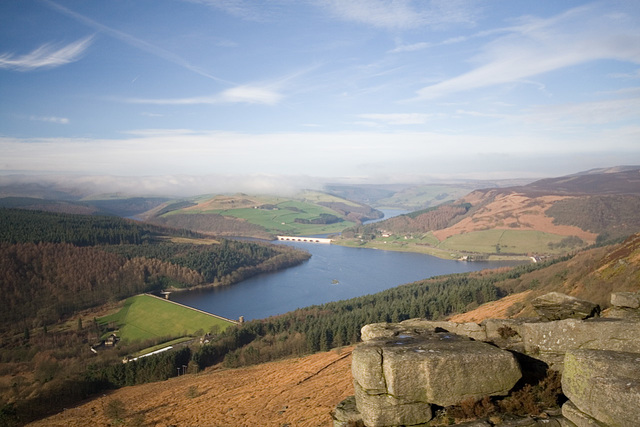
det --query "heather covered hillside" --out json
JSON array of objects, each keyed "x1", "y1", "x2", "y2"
[{"x1": 338, "y1": 167, "x2": 640, "y2": 259}]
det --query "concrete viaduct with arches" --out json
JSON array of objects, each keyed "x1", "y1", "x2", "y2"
[{"x1": 276, "y1": 235, "x2": 332, "y2": 244}]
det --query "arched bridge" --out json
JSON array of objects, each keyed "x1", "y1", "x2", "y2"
[{"x1": 276, "y1": 235, "x2": 332, "y2": 244}]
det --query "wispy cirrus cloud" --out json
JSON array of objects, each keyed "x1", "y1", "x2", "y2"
[
  {"x1": 609, "y1": 68, "x2": 640, "y2": 79},
  {"x1": 29, "y1": 115, "x2": 70, "y2": 124},
  {"x1": 124, "y1": 85, "x2": 283, "y2": 106},
  {"x1": 0, "y1": 36, "x2": 92, "y2": 71},
  {"x1": 388, "y1": 42, "x2": 433, "y2": 54},
  {"x1": 44, "y1": 0, "x2": 233, "y2": 85},
  {"x1": 525, "y1": 95, "x2": 640, "y2": 127},
  {"x1": 184, "y1": 0, "x2": 278, "y2": 21},
  {"x1": 414, "y1": 4, "x2": 640, "y2": 100},
  {"x1": 122, "y1": 64, "x2": 314, "y2": 106},
  {"x1": 220, "y1": 85, "x2": 284, "y2": 104},
  {"x1": 185, "y1": 0, "x2": 478, "y2": 29},
  {"x1": 319, "y1": 0, "x2": 478, "y2": 30},
  {"x1": 389, "y1": 28, "x2": 511, "y2": 54}
]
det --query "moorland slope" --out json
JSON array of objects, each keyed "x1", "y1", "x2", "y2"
[
  {"x1": 451, "y1": 232, "x2": 640, "y2": 322},
  {"x1": 26, "y1": 348, "x2": 354, "y2": 427},
  {"x1": 338, "y1": 167, "x2": 640, "y2": 259},
  {"x1": 28, "y1": 231, "x2": 640, "y2": 427}
]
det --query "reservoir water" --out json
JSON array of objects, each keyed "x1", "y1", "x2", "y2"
[{"x1": 171, "y1": 240, "x2": 523, "y2": 321}]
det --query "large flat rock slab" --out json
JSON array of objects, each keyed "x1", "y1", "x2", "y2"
[
  {"x1": 400, "y1": 318, "x2": 488, "y2": 341},
  {"x1": 352, "y1": 331, "x2": 522, "y2": 409},
  {"x1": 531, "y1": 292, "x2": 600, "y2": 321},
  {"x1": 521, "y1": 318, "x2": 640, "y2": 369},
  {"x1": 361, "y1": 319, "x2": 488, "y2": 342},
  {"x1": 562, "y1": 349, "x2": 640, "y2": 427},
  {"x1": 611, "y1": 291, "x2": 640, "y2": 309}
]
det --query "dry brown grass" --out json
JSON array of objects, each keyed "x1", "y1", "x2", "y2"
[
  {"x1": 433, "y1": 193, "x2": 597, "y2": 243},
  {"x1": 448, "y1": 291, "x2": 533, "y2": 323},
  {"x1": 27, "y1": 348, "x2": 354, "y2": 427}
]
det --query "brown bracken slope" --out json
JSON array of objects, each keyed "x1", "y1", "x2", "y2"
[
  {"x1": 435, "y1": 167, "x2": 640, "y2": 243},
  {"x1": 451, "y1": 233, "x2": 640, "y2": 322},
  {"x1": 432, "y1": 192, "x2": 598, "y2": 242},
  {"x1": 27, "y1": 348, "x2": 354, "y2": 427},
  {"x1": 377, "y1": 167, "x2": 640, "y2": 247}
]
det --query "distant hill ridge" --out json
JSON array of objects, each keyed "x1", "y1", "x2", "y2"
[
  {"x1": 494, "y1": 165, "x2": 640, "y2": 196},
  {"x1": 339, "y1": 166, "x2": 640, "y2": 258},
  {"x1": 141, "y1": 191, "x2": 383, "y2": 239}
]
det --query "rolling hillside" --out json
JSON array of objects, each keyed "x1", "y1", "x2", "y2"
[
  {"x1": 325, "y1": 178, "x2": 534, "y2": 211},
  {"x1": 338, "y1": 167, "x2": 640, "y2": 259},
  {"x1": 0, "y1": 194, "x2": 171, "y2": 217},
  {"x1": 28, "y1": 232, "x2": 640, "y2": 427},
  {"x1": 451, "y1": 232, "x2": 640, "y2": 322},
  {"x1": 26, "y1": 348, "x2": 354, "y2": 427},
  {"x1": 141, "y1": 191, "x2": 383, "y2": 238}
]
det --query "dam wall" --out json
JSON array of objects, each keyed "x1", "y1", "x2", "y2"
[{"x1": 276, "y1": 235, "x2": 332, "y2": 244}]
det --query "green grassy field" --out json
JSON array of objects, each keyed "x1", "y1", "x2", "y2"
[
  {"x1": 154, "y1": 192, "x2": 369, "y2": 236},
  {"x1": 336, "y1": 234, "x2": 462, "y2": 259},
  {"x1": 438, "y1": 229, "x2": 575, "y2": 254},
  {"x1": 197, "y1": 200, "x2": 356, "y2": 235},
  {"x1": 336, "y1": 229, "x2": 575, "y2": 260},
  {"x1": 298, "y1": 189, "x2": 362, "y2": 207},
  {"x1": 98, "y1": 295, "x2": 236, "y2": 343}
]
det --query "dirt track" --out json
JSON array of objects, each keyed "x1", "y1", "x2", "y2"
[{"x1": 27, "y1": 348, "x2": 354, "y2": 427}]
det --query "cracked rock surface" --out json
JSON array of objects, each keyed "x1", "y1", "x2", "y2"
[{"x1": 352, "y1": 331, "x2": 522, "y2": 426}]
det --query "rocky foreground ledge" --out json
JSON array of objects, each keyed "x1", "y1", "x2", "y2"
[{"x1": 332, "y1": 291, "x2": 640, "y2": 427}]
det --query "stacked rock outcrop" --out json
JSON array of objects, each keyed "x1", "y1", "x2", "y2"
[
  {"x1": 352, "y1": 328, "x2": 521, "y2": 426},
  {"x1": 531, "y1": 292, "x2": 601, "y2": 321},
  {"x1": 332, "y1": 292, "x2": 640, "y2": 427},
  {"x1": 562, "y1": 349, "x2": 640, "y2": 426},
  {"x1": 607, "y1": 291, "x2": 640, "y2": 320}
]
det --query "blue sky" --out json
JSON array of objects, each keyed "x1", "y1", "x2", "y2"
[{"x1": 1, "y1": 0, "x2": 640, "y2": 192}]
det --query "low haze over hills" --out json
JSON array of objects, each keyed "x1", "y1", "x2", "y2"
[{"x1": 2, "y1": 167, "x2": 639, "y2": 259}]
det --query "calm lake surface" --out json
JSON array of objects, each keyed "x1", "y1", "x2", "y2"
[{"x1": 172, "y1": 239, "x2": 523, "y2": 321}]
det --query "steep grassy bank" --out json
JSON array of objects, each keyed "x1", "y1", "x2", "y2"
[{"x1": 98, "y1": 295, "x2": 236, "y2": 343}]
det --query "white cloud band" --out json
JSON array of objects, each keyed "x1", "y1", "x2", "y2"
[{"x1": 0, "y1": 36, "x2": 93, "y2": 71}]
